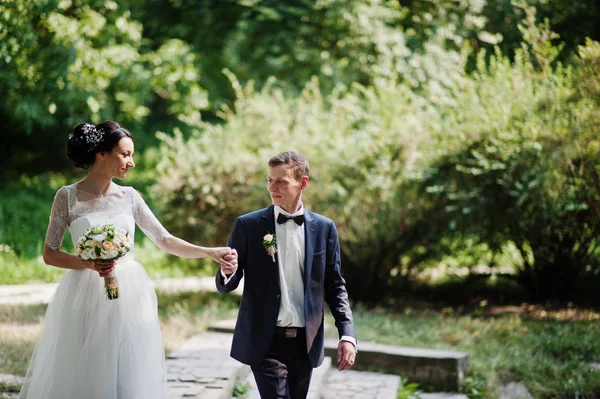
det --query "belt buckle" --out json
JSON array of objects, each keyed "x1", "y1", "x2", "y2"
[{"x1": 285, "y1": 328, "x2": 297, "y2": 338}]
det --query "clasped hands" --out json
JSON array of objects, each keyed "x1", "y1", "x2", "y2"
[{"x1": 219, "y1": 248, "x2": 238, "y2": 276}]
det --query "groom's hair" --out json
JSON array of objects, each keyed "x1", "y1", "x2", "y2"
[{"x1": 268, "y1": 151, "x2": 309, "y2": 181}]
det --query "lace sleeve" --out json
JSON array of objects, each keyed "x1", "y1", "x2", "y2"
[
  {"x1": 131, "y1": 188, "x2": 173, "y2": 244},
  {"x1": 44, "y1": 187, "x2": 69, "y2": 250}
]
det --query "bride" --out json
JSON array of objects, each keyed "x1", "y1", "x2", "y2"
[{"x1": 19, "y1": 121, "x2": 236, "y2": 399}]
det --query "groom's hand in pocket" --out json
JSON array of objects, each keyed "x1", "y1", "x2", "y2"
[{"x1": 220, "y1": 249, "x2": 238, "y2": 276}]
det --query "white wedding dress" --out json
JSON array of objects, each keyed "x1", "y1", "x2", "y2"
[{"x1": 19, "y1": 182, "x2": 171, "y2": 399}]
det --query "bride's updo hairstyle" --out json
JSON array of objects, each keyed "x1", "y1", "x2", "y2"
[{"x1": 67, "y1": 121, "x2": 134, "y2": 169}]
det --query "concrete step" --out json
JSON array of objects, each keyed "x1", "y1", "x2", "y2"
[{"x1": 324, "y1": 339, "x2": 467, "y2": 392}]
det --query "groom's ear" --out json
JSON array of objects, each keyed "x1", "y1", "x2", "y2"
[{"x1": 300, "y1": 176, "x2": 309, "y2": 190}]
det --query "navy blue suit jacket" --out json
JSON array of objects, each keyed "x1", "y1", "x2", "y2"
[{"x1": 215, "y1": 205, "x2": 355, "y2": 367}]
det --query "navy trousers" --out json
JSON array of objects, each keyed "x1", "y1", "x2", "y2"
[{"x1": 251, "y1": 328, "x2": 313, "y2": 399}]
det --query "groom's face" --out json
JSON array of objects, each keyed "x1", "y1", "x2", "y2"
[{"x1": 267, "y1": 164, "x2": 307, "y2": 212}]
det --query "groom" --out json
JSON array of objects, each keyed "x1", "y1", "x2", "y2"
[{"x1": 216, "y1": 151, "x2": 357, "y2": 399}]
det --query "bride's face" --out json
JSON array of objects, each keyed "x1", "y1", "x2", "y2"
[{"x1": 103, "y1": 137, "x2": 135, "y2": 179}]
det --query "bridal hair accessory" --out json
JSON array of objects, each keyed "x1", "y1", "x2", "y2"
[
  {"x1": 77, "y1": 224, "x2": 132, "y2": 300},
  {"x1": 81, "y1": 124, "x2": 105, "y2": 151},
  {"x1": 263, "y1": 233, "x2": 277, "y2": 262}
]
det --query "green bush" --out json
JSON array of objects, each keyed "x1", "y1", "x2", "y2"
[
  {"x1": 421, "y1": 16, "x2": 600, "y2": 300},
  {"x1": 0, "y1": 174, "x2": 68, "y2": 258}
]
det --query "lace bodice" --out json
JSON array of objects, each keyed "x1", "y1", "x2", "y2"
[{"x1": 45, "y1": 182, "x2": 172, "y2": 251}]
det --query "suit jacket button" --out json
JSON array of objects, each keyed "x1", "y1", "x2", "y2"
[{"x1": 276, "y1": 294, "x2": 281, "y2": 299}]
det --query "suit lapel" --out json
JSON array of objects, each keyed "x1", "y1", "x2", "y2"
[
  {"x1": 260, "y1": 205, "x2": 280, "y2": 288},
  {"x1": 303, "y1": 210, "x2": 317, "y2": 289}
]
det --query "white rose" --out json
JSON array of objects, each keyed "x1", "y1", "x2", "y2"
[
  {"x1": 108, "y1": 250, "x2": 119, "y2": 258},
  {"x1": 82, "y1": 248, "x2": 94, "y2": 260},
  {"x1": 92, "y1": 234, "x2": 104, "y2": 242},
  {"x1": 84, "y1": 240, "x2": 94, "y2": 248},
  {"x1": 102, "y1": 241, "x2": 114, "y2": 252},
  {"x1": 264, "y1": 234, "x2": 273, "y2": 242},
  {"x1": 117, "y1": 233, "x2": 128, "y2": 244}
]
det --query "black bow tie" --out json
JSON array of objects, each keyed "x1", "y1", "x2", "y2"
[{"x1": 277, "y1": 213, "x2": 305, "y2": 226}]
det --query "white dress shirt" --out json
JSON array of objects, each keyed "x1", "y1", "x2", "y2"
[{"x1": 274, "y1": 205, "x2": 306, "y2": 327}]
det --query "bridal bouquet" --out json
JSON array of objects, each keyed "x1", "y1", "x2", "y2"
[{"x1": 76, "y1": 224, "x2": 132, "y2": 299}]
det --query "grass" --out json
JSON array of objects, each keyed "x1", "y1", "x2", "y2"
[
  {"x1": 325, "y1": 304, "x2": 600, "y2": 398},
  {"x1": 0, "y1": 381, "x2": 20, "y2": 398}
]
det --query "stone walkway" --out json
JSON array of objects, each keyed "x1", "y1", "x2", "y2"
[
  {"x1": 166, "y1": 330, "x2": 243, "y2": 399},
  {"x1": 319, "y1": 369, "x2": 400, "y2": 399}
]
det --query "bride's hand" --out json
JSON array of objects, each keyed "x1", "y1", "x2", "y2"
[
  {"x1": 87, "y1": 260, "x2": 117, "y2": 277},
  {"x1": 220, "y1": 249, "x2": 238, "y2": 276},
  {"x1": 209, "y1": 247, "x2": 236, "y2": 267}
]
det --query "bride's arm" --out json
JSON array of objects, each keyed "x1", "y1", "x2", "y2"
[
  {"x1": 131, "y1": 188, "x2": 235, "y2": 267},
  {"x1": 43, "y1": 245, "x2": 87, "y2": 270},
  {"x1": 155, "y1": 236, "x2": 235, "y2": 266}
]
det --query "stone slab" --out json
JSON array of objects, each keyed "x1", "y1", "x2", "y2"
[{"x1": 324, "y1": 339, "x2": 468, "y2": 392}]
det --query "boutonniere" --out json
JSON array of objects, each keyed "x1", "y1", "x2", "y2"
[{"x1": 263, "y1": 233, "x2": 277, "y2": 262}]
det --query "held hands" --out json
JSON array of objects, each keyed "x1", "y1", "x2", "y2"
[
  {"x1": 220, "y1": 248, "x2": 238, "y2": 276},
  {"x1": 337, "y1": 341, "x2": 357, "y2": 371},
  {"x1": 210, "y1": 247, "x2": 238, "y2": 275},
  {"x1": 87, "y1": 260, "x2": 117, "y2": 278}
]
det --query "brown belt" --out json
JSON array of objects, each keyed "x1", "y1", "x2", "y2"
[{"x1": 274, "y1": 326, "x2": 305, "y2": 338}]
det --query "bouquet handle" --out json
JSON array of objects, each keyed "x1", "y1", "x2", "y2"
[{"x1": 104, "y1": 270, "x2": 120, "y2": 300}]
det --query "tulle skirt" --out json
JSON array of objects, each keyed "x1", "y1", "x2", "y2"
[{"x1": 19, "y1": 258, "x2": 167, "y2": 399}]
